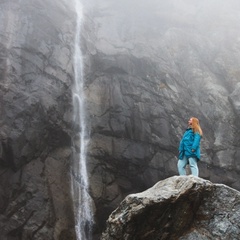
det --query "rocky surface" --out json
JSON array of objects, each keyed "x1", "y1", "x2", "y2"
[
  {"x1": 1, "y1": 0, "x2": 240, "y2": 239},
  {"x1": 101, "y1": 176, "x2": 240, "y2": 240},
  {"x1": 80, "y1": 0, "x2": 240, "y2": 234},
  {"x1": 0, "y1": 0, "x2": 77, "y2": 239}
]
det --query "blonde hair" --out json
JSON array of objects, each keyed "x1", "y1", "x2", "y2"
[{"x1": 191, "y1": 117, "x2": 203, "y2": 136}]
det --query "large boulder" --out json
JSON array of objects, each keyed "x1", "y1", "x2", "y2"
[{"x1": 101, "y1": 176, "x2": 240, "y2": 240}]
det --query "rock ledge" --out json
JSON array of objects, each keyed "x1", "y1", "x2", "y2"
[{"x1": 101, "y1": 176, "x2": 240, "y2": 240}]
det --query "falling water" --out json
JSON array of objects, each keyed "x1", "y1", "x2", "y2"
[{"x1": 71, "y1": 0, "x2": 93, "y2": 239}]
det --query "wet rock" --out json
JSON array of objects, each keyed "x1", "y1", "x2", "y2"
[
  {"x1": 1, "y1": 0, "x2": 240, "y2": 238},
  {"x1": 0, "y1": 0, "x2": 76, "y2": 239}
]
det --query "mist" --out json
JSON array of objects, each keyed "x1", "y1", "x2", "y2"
[
  {"x1": 1, "y1": 0, "x2": 240, "y2": 238},
  {"x1": 81, "y1": 2, "x2": 240, "y2": 234},
  {"x1": 84, "y1": 0, "x2": 240, "y2": 42}
]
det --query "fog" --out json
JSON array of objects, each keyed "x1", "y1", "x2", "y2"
[
  {"x1": 83, "y1": 0, "x2": 240, "y2": 48},
  {"x1": 1, "y1": 0, "x2": 240, "y2": 238},
  {"x1": 81, "y1": 0, "x2": 240, "y2": 89},
  {"x1": 80, "y1": 1, "x2": 240, "y2": 236}
]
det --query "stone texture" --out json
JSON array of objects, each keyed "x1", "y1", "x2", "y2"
[
  {"x1": 1, "y1": 0, "x2": 240, "y2": 239},
  {"x1": 81, "y1": 0, "x2": 240, "y2": 234},
  {"x1": 101, "y1": 176, "x2": 240, "y2": 240},
  {"x1": 0, "y1": 0, "x2": 77, "y2": 239}
]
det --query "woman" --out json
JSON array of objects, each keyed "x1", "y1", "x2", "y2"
[{"x1": 178, "y1": 117, "x2": 203, "y2": 177}]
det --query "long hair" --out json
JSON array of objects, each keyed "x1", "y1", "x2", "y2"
[{"x1": 191, "y1": 117, "x2": 203, "y2": 136}]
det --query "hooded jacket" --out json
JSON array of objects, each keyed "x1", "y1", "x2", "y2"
[{"x1": 178, "y1": 128, "x2": 201, "y2": 161}]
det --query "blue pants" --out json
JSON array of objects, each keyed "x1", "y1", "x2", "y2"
[{"x1": 178, "y1": 155, "x2": 199, "y2": 177}]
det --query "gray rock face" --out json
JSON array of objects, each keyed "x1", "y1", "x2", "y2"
[
  {"x1": 101, "y1": 176, "x2": 240, "y2": 240},
  {"x1": 1, "y1": 0, "x2": 240, "y2": 238},
  {"x1": 81, "y1": 0, "x2": 240, "y2": 233},
  {"x1": 0, "y1": 0, "x2": 77, "y2": 239}
]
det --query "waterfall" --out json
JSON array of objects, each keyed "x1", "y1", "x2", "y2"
[{"x1": 71, "y1": 0, "x2": 93, "y2": 239}]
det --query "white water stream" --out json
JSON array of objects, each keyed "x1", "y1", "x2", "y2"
[{"x1": 71, "y1": 1, "x2": 93, "y2": 239}]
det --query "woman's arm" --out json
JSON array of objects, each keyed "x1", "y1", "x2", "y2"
[
  {"x1": 179, "y1": 139, "x2": 184, "y2": 152},
  {"x1": 191, "y1": 133, "x2": 201, "y2": 151}
]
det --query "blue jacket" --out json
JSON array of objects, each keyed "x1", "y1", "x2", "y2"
[{"x1": 178, "y1": 128, "x2": 201, "y2": 161}]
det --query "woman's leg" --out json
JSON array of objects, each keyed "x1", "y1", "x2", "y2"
[
  {"x1": 188, "y1": 157, "x2": 199, "y2": 176},
  {"x1": 177, "y1": 155, "x2": 188, "y2": 175}
]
